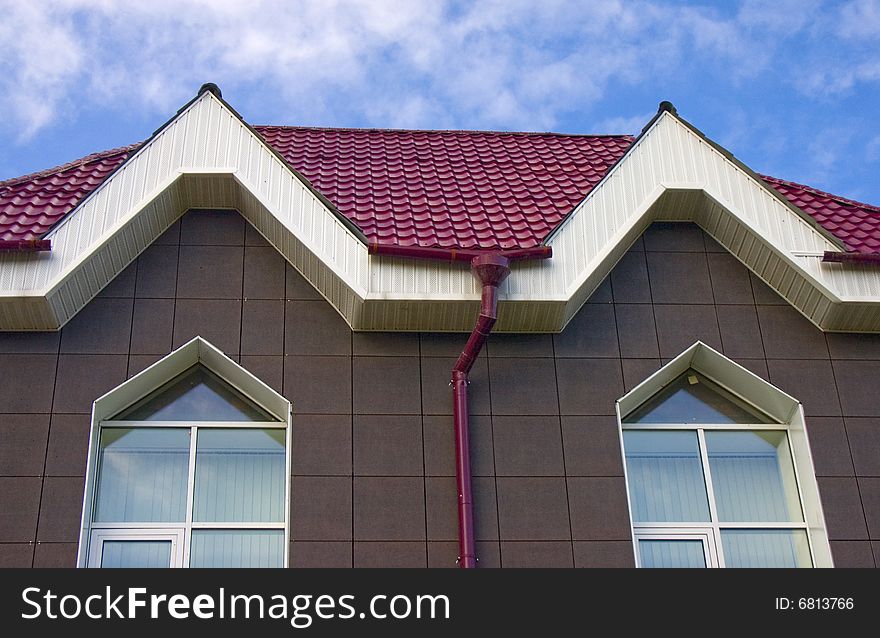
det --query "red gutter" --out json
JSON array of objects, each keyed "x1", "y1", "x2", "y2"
[
  {"x1": 822, "y1": 251, "x2": 880, "y2": 265},
  {"x1": 0, "y1": 239, "x2": 51, "y2": 252},
  {"x1": 368, "y1": 241, "x2": 551, "y2": 263}
]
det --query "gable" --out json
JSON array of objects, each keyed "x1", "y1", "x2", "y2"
[
  {"x1": 622, "y1": 370, "x2": 775, "y2": 424},
  {"x1": 618, "y1": 341, "x2": 800, "y2": 425}
]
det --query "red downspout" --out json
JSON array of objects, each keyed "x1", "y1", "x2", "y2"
[
  {"x1": 452, "y1": 253, "x2": 511, "y2": 568},
  {"x1": 367, "y1": 242, "x2": 551, "y2": 567}
]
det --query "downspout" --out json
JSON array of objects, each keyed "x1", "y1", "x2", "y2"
[
  {"x1": 452, "y1": 253, "x2": 511, "y2": 568},
  {"x1": 366, "y1": 242, "x2": 551, "y2": 567}
]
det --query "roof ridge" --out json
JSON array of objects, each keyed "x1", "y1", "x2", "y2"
[
  {"x1": 253, "y1": 124, "x2": 636, "y2": 140},
  {"x1": 761, "y1": 173, "x2": 880, "y2": 215},
  {"x1": 0, "y1": 143, "x2": 140, "y2": 190}
]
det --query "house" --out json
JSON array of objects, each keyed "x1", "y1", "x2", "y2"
[{"x1": 0, "y1": 84, "x2": 878, "y2": 568}]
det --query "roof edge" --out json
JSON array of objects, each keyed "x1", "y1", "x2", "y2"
[
  {"x1": 662, "y1": 107, "x2": 849, "y2": 253},
  {"x1": 209, "y1": 89, "x2": 371, "y2": 245},
  {"x1": 542, "y1": 101, "x2": 671, "y2": 246},
  {"x1": 254, "y1": 123, "x2": 635, "y2": 140},
  {"x1": 762, "y1": 173, "x2": 880, "y2": 215},
  {"x1": 0, "y1": 145, "x2": 138, "y2": 191},
  {"x1": 368, "y1": 242, "x2": 551, "y2": 263}
]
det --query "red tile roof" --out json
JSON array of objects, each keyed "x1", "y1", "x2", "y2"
[
  {"x1": 760, "y1": 174, "x2": 880, "y2": 254},
  {"x1": 1, "y1": 128, "x2": 878, "y2": 254},
  {"x1": 0, "y1": 145, "x2": 136, "y2": 241},
  {"x1": 256, "y1": 126, "x2": 633, "y2": 250}
]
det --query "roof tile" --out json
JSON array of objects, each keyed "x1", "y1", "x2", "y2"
[
  {"x1": 2, "y1": 128, "x2": 878, "y2": 254},
  {"x1": 760, "y1": 174, "x2": 880, "y2": 254},
  {"x1": 0, "y1": 145, "x2": 137, "y2": 241}
]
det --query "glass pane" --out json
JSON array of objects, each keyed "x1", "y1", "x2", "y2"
[
  {"x1": 706, "y1": 431, "x2": 803, "y2": 522},
  {"x1": 114, "y1": 365, "x2": 276, "y2": 422},
  {"x1": 639, "y1": 539, "x2": 706, "y2": 568},
  {"x1": 94, "y1": 428, "x2": 189, "y2": 522},
  {"x1": 194, "y1": 429, "x2": 286, "y2": 522},
  {"x1": 721, "y1": 529, "x2": 811, "y2": 567},
  {"x1": 624, "y1": 430, "x2": 711, "y2": 522},
  {"x1": 189, "y1": 530, "x2": 284, "y2": 568},
  {"x1": 101, "y1": 540, "x2": 172, "y2": 568},
  {"x1": 624, "y1": 371, "x2": 773, "y2": 424}
]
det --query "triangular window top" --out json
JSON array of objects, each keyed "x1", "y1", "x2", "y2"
[
  {"x1": 623, "y1": 370, "x2": 774, "y2": 424},
  {"x1": 111, "y1": 365, "x2": 276, "y2": 422}
]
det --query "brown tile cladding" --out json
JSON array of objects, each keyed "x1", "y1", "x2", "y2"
[{"x1": 0, "y1": 215, "x2": 878, "y2": 568}]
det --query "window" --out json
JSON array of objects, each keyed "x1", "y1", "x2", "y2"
[
  {"x1": 617, "y1": 342, "x2": 832, "y2": 568},
  {"x1": 78, "y1": 338, "x2": 291, "y2": 568}
]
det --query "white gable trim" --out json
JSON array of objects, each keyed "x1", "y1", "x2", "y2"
[
  {"x1": 618, "y1": 341, "x2": 800, "y2": 424},
  {"x1": 91, "y1": 335, "x2": 290, "y2": 423},
  {"x1": 0, "y1": 91, "x2": 371, "y2": 330},
  {"x1": 0, "y1": 93, "x2": 879, "y2": 331}
]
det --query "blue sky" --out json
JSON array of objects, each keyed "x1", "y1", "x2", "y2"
[{"x1": 1, "y1": 0, "x2": 878, "y2": 204}]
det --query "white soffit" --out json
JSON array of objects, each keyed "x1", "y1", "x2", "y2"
[{"x1": 0, "y1": 93, "x2": 879, "y2": 332}]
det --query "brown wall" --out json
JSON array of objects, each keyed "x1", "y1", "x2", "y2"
[{"x1": 0, "y1": 210, "x2": 878, "y2": 568}]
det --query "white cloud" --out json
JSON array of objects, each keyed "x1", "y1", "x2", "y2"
[
  {"x1": 594, "y1": 113, "x2": 654, "y2": 135},
  {"x1": 798, "y1": 124, "x2": 859, "y2": 188},
  {"x1": 0, "y1": 2, "x2": 85, "y2": 139},
  {"x1": 0, "y1": 0, "x2": 875, "y2": 142},
  {"x1": 837, "y1": 0, "x2": 880, "y2": 37},
  {"x1": 797, "y1": 0, "x2": 880, "y2": 95},
  {"x1": 867, "y1": 134, "x2": 880, "y2": 161},
  {"x1": 736, "y1": 0, "x2": 821, "y2": 32}
]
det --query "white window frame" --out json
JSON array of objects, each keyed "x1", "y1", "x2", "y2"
[
  {"x1": 89, "y1": 421, "x2": 291, "y2": 568},
  {"x1": 623, "y1": 424, "x2": 811, "y2": 568},
  {"x1": 633, "y1": 528, "x2": 720, "y2": 568},
  {"x1": 88, "y1": 529, "x2": 186, "y2": 568},
  {"x1": 616, "y1": 341, "x2": 833, "y2": 568},
  {"x1": 77, "y1": 337, "x2": 293, "y2": 568}
]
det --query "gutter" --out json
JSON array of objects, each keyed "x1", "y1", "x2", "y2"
[
  {"x1": 370, "y1": 243, "x2": 552, "y2": 567},
  {"x1": 0, "y1": 239, "x2": 51, "y2": 252},
  {"x1": 822, "y1": 251, "x2": 880, "y2": 265},
  {"x1": 368, "y1": 242, "x2": 551, "y2": 263}
]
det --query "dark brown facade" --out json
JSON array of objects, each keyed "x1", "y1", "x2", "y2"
[{"x1": 0, "y1": 210, "x2": 878, "y2": 568}]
